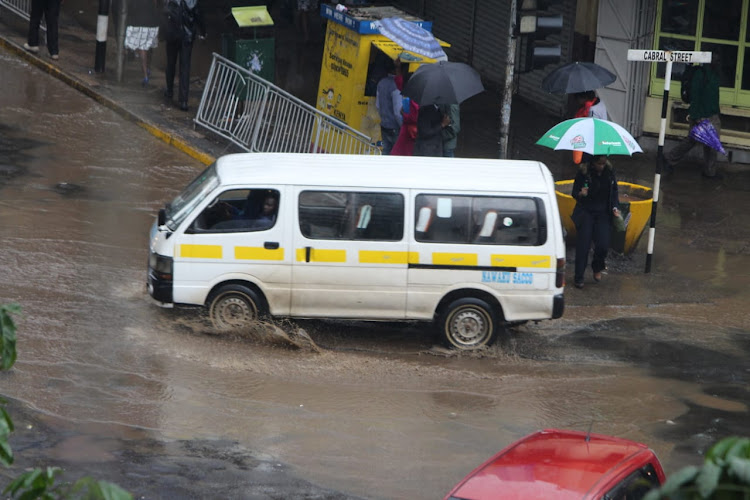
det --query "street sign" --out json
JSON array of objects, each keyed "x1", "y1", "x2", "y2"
[
  {"x1": 627, "y1": 50, "x2": 712, "y2": 64},
  {"x1": 627, "y1": 48, "x2": 712, "y2": 273}
]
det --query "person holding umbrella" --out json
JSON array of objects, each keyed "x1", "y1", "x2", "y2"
[{"x1": 570, "y1": 155, "x2": 621, "y2": 289}]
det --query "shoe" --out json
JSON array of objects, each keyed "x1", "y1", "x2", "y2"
[
  {"x1": 50, "y1": 54, "x2": 59, "y2": 60},
  {"x1": 179, "y1": 101, "x2": 189, "y2": 111},
  {"x1": 574, "y1": 281, "x2": 584, "y2": 289},
  {"x1": 142, "y1": 76, "x2": 149, "y2": 87},
  {"x1": 23, "y1": 43, "x2": 39, "y2": 53},
  {"x1": 593, "y1": 272, "x2": 602, "y2": 283}
]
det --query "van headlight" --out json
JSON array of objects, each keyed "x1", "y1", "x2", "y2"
[{"x1": 149, "y1": 252, "x2": 173, "y2": 278}]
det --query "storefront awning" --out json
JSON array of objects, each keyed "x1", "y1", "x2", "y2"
[{"x1": 371, "y1": 38, "x2": 450, "y2": 72}]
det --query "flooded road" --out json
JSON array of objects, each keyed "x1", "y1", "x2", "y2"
[{"x1": 1, "y1": 46, "x2": 750, "y2": 499}]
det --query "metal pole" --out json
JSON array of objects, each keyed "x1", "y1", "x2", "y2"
[
  {"x1": 499, "y1": 0, "x2": 518, "y2": 159},
  {"x1": 94, "y1": 0, "x2": 110, "y2": 73},
  {"x1": 115, "y1": 0, "x2": 127, "y2": 82},
  {"x1": 645, "y1": 59, "x2": 671, "y2": 273}
]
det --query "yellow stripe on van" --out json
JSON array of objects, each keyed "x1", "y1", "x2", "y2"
[
  {"x1": 432, "y1": 252, "x2": 478, "y2": 266},
  {"x1": 359, "y1": 250, "x2": 413, "y2": 264},
  {"x1": 491, "y1": 254, "x2": 552, "y2": 268},
  {"x1": 295, "y1": 248, "x2": 347, "y2": 263},
  {"x1": 235, "y1": 247, "x2": 284, "y2": 261},
  {"x1": 180, "y1": 244, "x2": 222, "y2": 259}
]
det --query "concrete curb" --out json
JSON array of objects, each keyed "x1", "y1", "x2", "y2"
[{"x1": 0, "y1": 36, "x2": 215, "y2": 166}]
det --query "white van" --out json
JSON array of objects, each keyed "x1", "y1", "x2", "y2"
[{"x1": 147, "y1": 153, "x2": 566, "y2": 349}]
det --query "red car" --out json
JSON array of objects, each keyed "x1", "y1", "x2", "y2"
[{"x1": 444, "y1": 429, "x2": 665, "y2": 500}]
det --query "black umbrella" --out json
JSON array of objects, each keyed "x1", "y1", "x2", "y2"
[
  {"x1": 402, "y1": 61, "x2": 484, "y2": 105},
  {"x1": 541, "y1": 61, "x2": 616, "y2": 94}
]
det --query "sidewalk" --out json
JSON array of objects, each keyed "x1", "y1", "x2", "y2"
[{"x1": 0, "y1": 1, "x2": 654, "y2": 176}]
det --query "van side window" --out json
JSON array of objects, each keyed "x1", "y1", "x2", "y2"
[
  {"x1": 188, "y1": 189, "x2": 280, "y2": 233},
  {"x1": 414, "y1": 194, "x2": 545, "y2": 246},
  {"x1": 299, "y1": 191, "x2": 404, "y2": 241}
]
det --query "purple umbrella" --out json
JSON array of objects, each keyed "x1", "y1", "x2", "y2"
[{"x1": 689, "y1": 119, "x2": 726, "y2": 156}]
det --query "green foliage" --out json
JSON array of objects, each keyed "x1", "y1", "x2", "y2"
[
  {"x1": 3, "y1": 469, "x2": 132, "y2": 500},
  {"x1": 645, "y1": 436, "x2": 750, "y2": 499},
  {"x1": 0, "y1": 304, "x2": 131, "y2": 500},
  {"x1": 0, "y1": 303, "x2": 20, "y2": 371}
]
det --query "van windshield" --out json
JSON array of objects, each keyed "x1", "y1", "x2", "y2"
[{"x1": 164, "y1": 163, "x2": 220, "y2": 231}]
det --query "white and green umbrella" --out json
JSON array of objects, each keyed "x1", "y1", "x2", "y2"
[{"x1": 536, "y1": 117, "x2": 643, "y2": 156}]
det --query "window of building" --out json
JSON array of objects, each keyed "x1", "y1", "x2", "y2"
[
  {"x1": 414, "y1": 194, "x2": 546, "y2": 246},
  {"x1": 653, "y1": 0, "x2": 750, "y2": 106},
  {"x1": 298, "y1": 191, "x2": 404, "y2": 241}
]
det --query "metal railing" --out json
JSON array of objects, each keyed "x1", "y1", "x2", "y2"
[
  {"x1": 0, "y1": 0, "x2": 44, "y2": 29},
  {"x1": 195, "y1": 53, "x2": 380, "y2": 156}
]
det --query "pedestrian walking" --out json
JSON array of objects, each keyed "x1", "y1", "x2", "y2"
[
  {"x1": 570, "y1": 155, "x2": 620, "y2": 289},
  {"x1": 125, "y1": 0, "x2": 159, "y2": 86},
  {"x1": 666, "y1": 54, "x2": 722, "y2": 178},
  {"x1": 24, "y1": 0, "x2": 62, "y2": 60},
  {"x1": 571, "y1": 90, "x2": 609, "y2": 165},
  {"x1": 440, "y1": 104, "x2": 460, "y2": 157},
  {"x1": 163, "y1": 0, "x2": 206, "y2": 112},
  {"x1": 375, "y1": 58, "x2": 402, "y2": 155},
  {"x1": 413, "y1": 104, "x2": 448, "y2": 157}
]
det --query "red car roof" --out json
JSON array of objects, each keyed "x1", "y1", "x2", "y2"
[{"x1": 445, "y1": 429, "x2": 664, "y2": 500}]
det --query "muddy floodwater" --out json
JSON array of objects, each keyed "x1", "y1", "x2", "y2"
[{"x1": 1, "y1": 47, "x2": 750, "y2": 499}]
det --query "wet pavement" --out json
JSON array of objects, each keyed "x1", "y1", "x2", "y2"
[{"x1": 1, "y1": 2, "x2": 750, "y2": 500}]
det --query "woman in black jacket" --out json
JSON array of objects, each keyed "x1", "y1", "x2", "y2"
[{"x1": 571, "y1": 155, "x2": 620, "y2": 289}]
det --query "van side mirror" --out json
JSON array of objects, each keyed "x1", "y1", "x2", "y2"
[{"x1": 158, "y1": 208, "x2": 166, "y2": 226}]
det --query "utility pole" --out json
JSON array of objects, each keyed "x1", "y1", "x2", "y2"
[
  {"x1": 498, "y1": 0, "x2": 518, "y2": 159},
  {"x1": 116, "y1": 0, "x2": 127, "y2": 82},
  {"x1": 94, "y1": 0, "x2": 110, "y2": 73}
]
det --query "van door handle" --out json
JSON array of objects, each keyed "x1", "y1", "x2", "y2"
[
  {"x1": 264, "y1": 241, "x2": 279, "y2": 250},
  {"x1": 305, "y1": 246, "x2": 311, "y2": 262}
]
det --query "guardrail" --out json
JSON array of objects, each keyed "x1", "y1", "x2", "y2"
[
  {"x1": 195, "y1": 53, "x2": 380, "y2": 156},
  {"x1": 0, "y1": 0, "x2": 44, "y2": 29}
]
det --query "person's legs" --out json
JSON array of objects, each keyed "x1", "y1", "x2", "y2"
[
  {"x1": 139, "y1": 49, "x2": 149, "y2": 82},
  {"x1": 443, "y1": 149, "x2": 455, "y2": 157},
  {"x1": 43, "y1": 0, "x2": 61, "y2": 57},
  {"x1": 26, "y1": 0, "x2": 44, "y2": 48},
  {"x1": 165, "y1": 40, "x2": 179, "y2": 98},
  {"x1": 702, "y1": 115, "x2": 722, "y2": 177},
  {"x1": 574, "y1": 210, "x2": 594, "y2": 286},
  {"x1": 380, "y1": 127, "x2": 398, "y2": 155},
  {"x1": 665, "y1": 135, "x2": 697, "y2": 172},
  {"x1": 178, "y1": 40, "x2": 194, "y2": 109},
  {"x1": 590, "y1": 212, "x2": 611, "y2": 279}
]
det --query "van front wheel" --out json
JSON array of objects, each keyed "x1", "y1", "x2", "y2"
[
  {"x1": 208, "y1": 285, "x2": 261, "y2": 332},
  {"x1": 438, "y1": 298, "x2": 498, "y2": 350}
]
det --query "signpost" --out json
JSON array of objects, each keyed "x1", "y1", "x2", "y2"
[{"x1": 626, "y1": 49, "x2": 712, "y2": 273}]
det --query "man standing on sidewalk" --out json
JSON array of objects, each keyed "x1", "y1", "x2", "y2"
[
  {"x1": 666, "y1": 54, "x2": 722, "y2": 178},
  {"x1": 24, "y1": 0, "x2": 62, "y2": 60},
  {"x1": 163, "y1": 0, "x2": 206, "y2": 112}
]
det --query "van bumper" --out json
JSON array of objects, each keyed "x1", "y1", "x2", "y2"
[
  {"x1": 552, "y1": 293, "x2": 564, "y2": 319},
  {"x1": 147, "y1": 269, "x2": 173, "y2": 304}
]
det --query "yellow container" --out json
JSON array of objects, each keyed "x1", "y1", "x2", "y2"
[{"x1": 555, "y1": 180, "x2": 653, "y2": 255}]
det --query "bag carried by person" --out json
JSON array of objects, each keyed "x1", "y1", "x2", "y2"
[{"x1": 612, "y1": 211, "x2": 626, "y2": 232}]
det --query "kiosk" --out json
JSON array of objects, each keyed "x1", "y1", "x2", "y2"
[{"x1": 317, "y1": 4, "x2": 449, "y2": 144}]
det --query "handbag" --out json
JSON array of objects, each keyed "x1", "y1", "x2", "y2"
[{"x1": 612, "y1": 212, "x2": 626, "y2": 232}]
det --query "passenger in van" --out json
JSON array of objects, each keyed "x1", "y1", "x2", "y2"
[{"x1": 212, "y1": 194, "x2": 278, "y2": 231}]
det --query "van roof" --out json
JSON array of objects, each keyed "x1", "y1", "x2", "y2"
[{"x1": 215, "y1": 153, "x2": 553, "y2": 194}]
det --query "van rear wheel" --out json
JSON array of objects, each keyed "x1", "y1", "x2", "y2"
[
  {"x1": 208, "y1": 285, "x2": 262, "y2": 332},
  {"x1": 438, "y1": 298, "x2": 498, "y2": 350}
]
